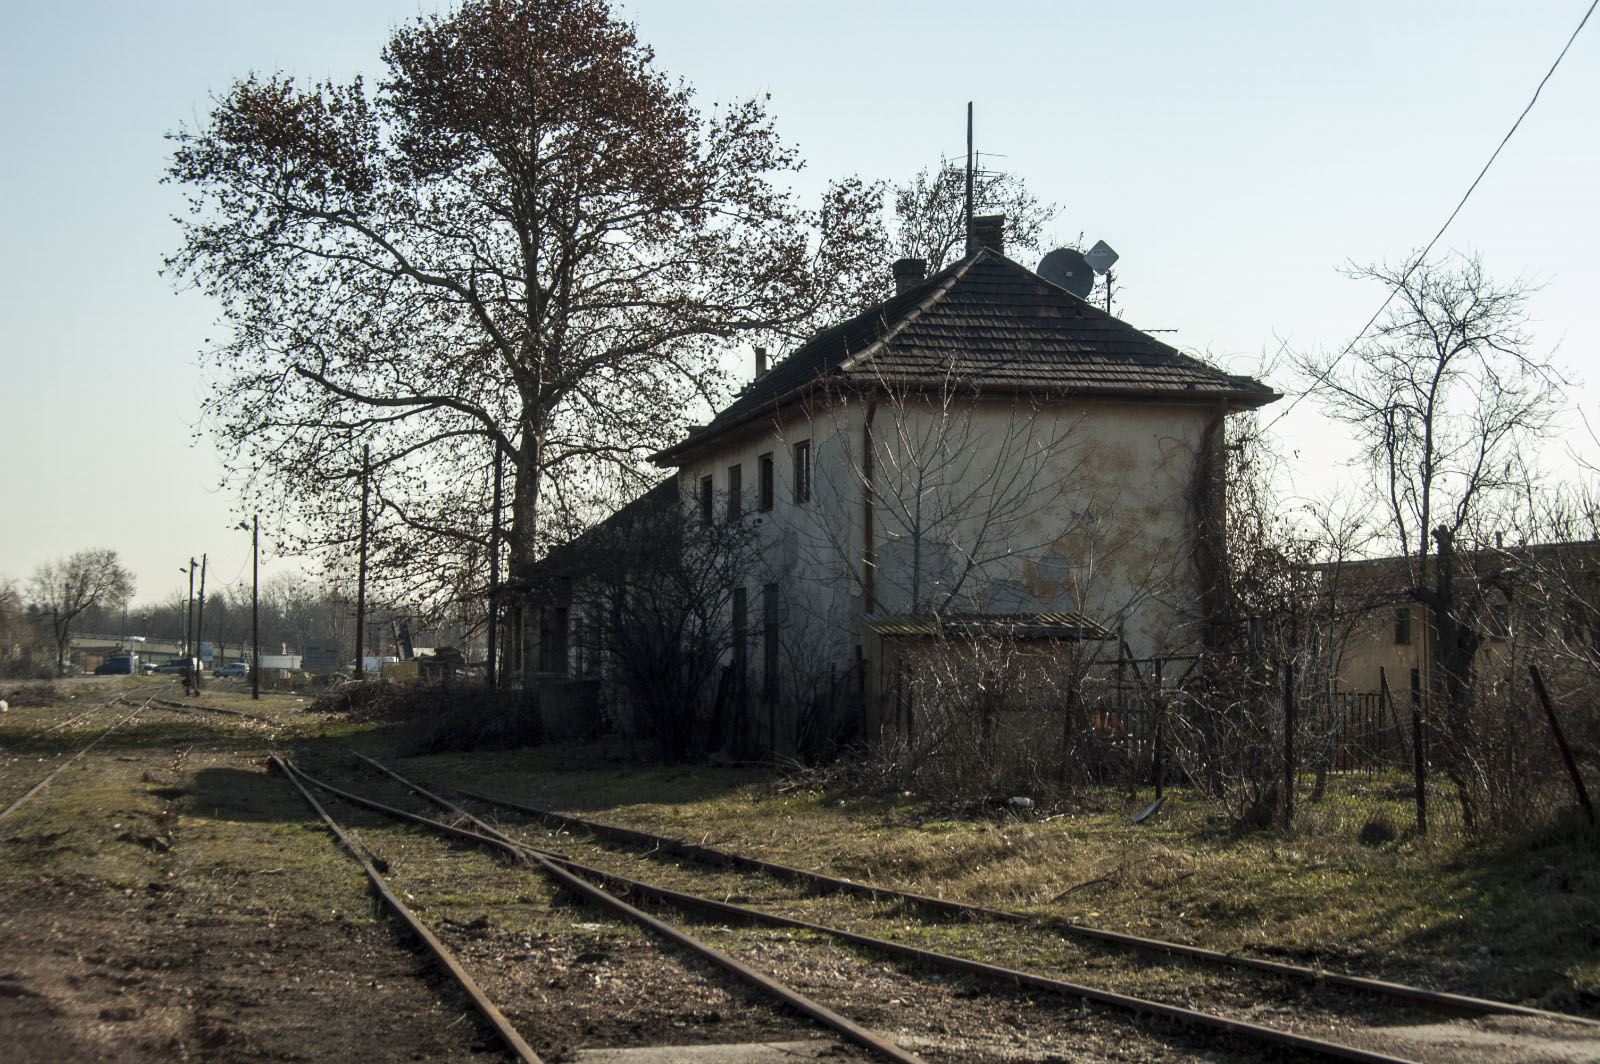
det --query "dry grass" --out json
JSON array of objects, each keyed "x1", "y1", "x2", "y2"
[
  {"x1": 9, "y1": 679, "x2": 1591, "y2": 1019},
  {"x1": 391, "y1": 741, "x2": 1600, "y2": 1014}
]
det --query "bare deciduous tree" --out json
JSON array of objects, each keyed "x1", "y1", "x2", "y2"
[
  {"x1": 554, "y1": 483, "x2": 755, "y2": 760},
  {"x1": 1295, "y1": 251, "x2": 1565, "y2": 826},
  {"x1": 894, "y1": 159, "x2": 1057, "y2": 273},
  {"x1": 30, "y1": 550, "x2": 134, "y2": 675},
  {"x1": 166, "y1": 0, "x2": 886, "y2": 645}
]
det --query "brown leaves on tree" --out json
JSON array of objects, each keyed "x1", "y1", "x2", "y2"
[{"x1": 165, "y1": 0, "x2": 887, "y2": 621}]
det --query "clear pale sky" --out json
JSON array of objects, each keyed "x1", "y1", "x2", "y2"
[{"x1": 2, "y1": 1, "x2": 1596, "y2": 607}]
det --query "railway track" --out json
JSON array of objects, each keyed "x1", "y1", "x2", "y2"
[
  {"x1": 0, "y1": 696, "x2": 154, "y2": 822},
  {"x1": 277, "y1": 750, "x2": 1593, "y2": 1063},
  {"x1": 413, "y1": 769, "x2": 1596, "y2": 1030}
]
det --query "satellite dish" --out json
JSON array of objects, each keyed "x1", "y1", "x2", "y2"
[{"x1": 1037, "y1": 247, "x2": 1095, "y2": 298}]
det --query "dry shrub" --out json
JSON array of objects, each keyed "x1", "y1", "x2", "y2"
[
  {"x1": 308, "y1": 678, "x2": 545, "y2": 754},
  {"x1": 306, "y1": 678, "x2": 417, "y2": 722},
  {"x1": 0, "y1": 682, "x2": 65, "y2": 707}
]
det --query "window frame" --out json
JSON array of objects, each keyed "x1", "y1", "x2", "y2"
[
  {"x1": 792, "y1": 440, "x2": 811, "y2": 504},
  {"x1": 758, "y1": 452, "x2": 774, "y2": 511}
]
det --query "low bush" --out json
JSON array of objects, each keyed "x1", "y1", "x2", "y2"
[
  {"x1": 0, "y1": 682, "x2": 65, "y2": 707},
  {"x1": 393, "y1": 687, "x2": 543, "y2": 755},
  {"x1": 309, "y1": 677, "x2": 545, "y2": 753}
]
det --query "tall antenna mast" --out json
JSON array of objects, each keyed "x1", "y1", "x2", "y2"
[{"x1": 964, "y1": 102, "x2": 974, "y2": 247}]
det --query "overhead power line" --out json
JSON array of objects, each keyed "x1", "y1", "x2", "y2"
[{"x1": 1265, "y1": 0, "x2": 1597, "y2": 433}]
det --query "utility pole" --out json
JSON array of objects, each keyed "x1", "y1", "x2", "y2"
[
  {"x1": 355, "y1": 443, "x2": 370, "y2": 679},
  {"x1": 251, "y1": 515, "x2": 260, "y2": 701},
  {"x1": 487, "y1": 448, "x2": 502, "y2": 688},
  {"x1": 194, "y1": 553, "x2": 207, "y2": 692},
  {"x1": 184, "y1": 559, "x2": 196, "y2": 695}
]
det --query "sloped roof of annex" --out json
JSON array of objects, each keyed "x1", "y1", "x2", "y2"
[{"x1": 652, "y1": 247, "x2": 1280, "y2": 467}]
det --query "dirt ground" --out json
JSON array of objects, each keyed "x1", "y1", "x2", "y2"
[
  {"x1": 0, "y1": 684, "x2": 1245, "y2": 1063},
  {"x1": 0, "y1": 683, "x2": 520, "y2": 1062},
  {"x1": 3, "y1": 679, "x2": 1597, "y2": 1063}
]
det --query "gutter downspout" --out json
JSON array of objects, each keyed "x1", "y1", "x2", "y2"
[{"x1": 863, "y1": 396, "x2": 877, "y2": 613}]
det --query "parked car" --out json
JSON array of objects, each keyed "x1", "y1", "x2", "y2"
[
  {"x1": 152, "y1": 659, "x2": 192, "y2": 676},
  {"x1": 215, "y1": 662, "x2": 250, "y2": 679},
  {"x1": 94, "y1": 655, "x2": 137, "y2": 675}
]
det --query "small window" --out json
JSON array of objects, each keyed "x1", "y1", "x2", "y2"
[
  {"x1": 758, "y1": 452, "x2": 774, "y2": 511},
  {"x1": 727, "y1": 463, "x2": 742, "y2": 520},
  {"x1": 700, "y1": 475, "x2": 714, "y2": 525},
  {"x1": 793, "y1": 440, "x2": 811, "y2": 503},
  {"x1": 1393, "y1": 607, "x2": 1411, "y2": 646}
]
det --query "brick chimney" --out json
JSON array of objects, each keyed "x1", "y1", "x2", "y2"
[
  {"x1": 755, "y1": 346, "x2": 768, "y2": 377},
  {"x1": 967, "y1": 213, "x2": 1005, "y2": 256},
  {"x1": 891, "y1": 257, "x2": 927, "y2": 295}
]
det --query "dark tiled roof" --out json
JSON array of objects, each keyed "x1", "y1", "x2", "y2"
[
  {"x1": 654, "y1": 250, "x2": 1279, "y2": 465},
  {"x1": 532, "y1": 478, "x2": 677, "y2": 576}
]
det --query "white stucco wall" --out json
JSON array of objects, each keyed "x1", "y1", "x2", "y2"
[{"x1": 675, "y1": 391, "x2": 1224, "y2": 703}]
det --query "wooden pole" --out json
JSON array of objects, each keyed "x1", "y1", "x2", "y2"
[
  {"x1": 1282, "y1": 659, "x2": 1295, "y2": 829},
  {"x1": 1528, "y1": 664, "x2": 1595, "y2": 827},
  {"x1": 355, "y1": 444, "x2": 370, "y2": 680},
  {"x1": 251, "y1": 516, "x2": 260, "y2": 701},
  {"x1": 1411, "y1": 667, "x2": 1427, "y2": 836},
  {"x1": 487, "y1": 449, "x2": 502, "y2": 689},
  {"x1": 185, "y1": 559, "x2": 196, "y2": 696},
  {"x1": 194, "y1": 554, "x2": 207, "y2": 692},
  {"x1": 1151, "y1": 657, "x2": 1164, "y2": 799}
]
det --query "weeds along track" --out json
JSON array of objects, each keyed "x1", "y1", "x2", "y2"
[
  {"x1": 5, "y1": 692, "x2": 129, "y2": 748},
  {"x1": 415, "y1": 772, "x2": 1598, "y2": 1032},
  {"x1": 0, "y1": 696, "x2": 154, "y2": 822},
  {"x1": 361, "y1": 752, "x2": 1600, "y2": 1064},
  {"x1": 0, "y1": 688, "x2": 279, "y2": 826},
  {"x1": 280, "y1": 752, "x2": 1495, "y2": 1064}
]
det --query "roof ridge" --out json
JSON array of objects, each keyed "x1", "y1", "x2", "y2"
[{"x1": 837, "y1": 253, "x2": 982, "y2": 376}]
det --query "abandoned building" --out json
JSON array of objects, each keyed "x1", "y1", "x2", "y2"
[
  {"x1": 1314, "y1": 538, "x2": 1600, "y2": 701},
  {"x1": 527, "y1": 219, "x2": 1280, "y2": 752}
]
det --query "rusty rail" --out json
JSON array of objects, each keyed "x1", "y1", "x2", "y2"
[
  {"x1": 147, "y1": 697, "x2": 278, "y2": 726},
  {"x1": 294, "y1": 754, "x2": 929, "y2": 1064},
  {"x1": 335, "y1": 753, "x2": 1421, "y2": 1064},
  {"x1": 270, "y1": 755, "x2": 544, "y2": 1064},
  {"x1": 428, "y1": 775, "x2": 1597, "y2": 1027}
]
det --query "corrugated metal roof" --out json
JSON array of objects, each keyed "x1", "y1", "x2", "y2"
[
  {"x1": 654, "y1": 250, "x2": 1279, "y2": 465},
  {"x1": 864, "y1": 612, "x2": 1112, "y2": 641}
]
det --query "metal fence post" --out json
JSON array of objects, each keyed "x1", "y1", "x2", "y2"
[
  {"x1": 1283, "y1": 659, "x2": 1295, "y2": 830},
  {"x1": 1152, "y1": 656, "x2": 1164, "y2": 800},
  {"x1": 1529, "y1": 664, "x2": 1596, "y2": 828},
  {"x1": 1411, "y1": 667, "x2": 1427, "y2": 836}
]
